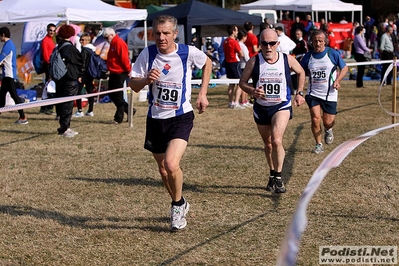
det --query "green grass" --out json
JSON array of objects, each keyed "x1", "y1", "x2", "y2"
[{"x1": 0, "y1": 81, "x2": 398, "y2": 265}]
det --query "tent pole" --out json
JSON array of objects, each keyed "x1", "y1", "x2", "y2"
[{"x1": 144, "y1": 20, "x2": 147, "y2": 48}]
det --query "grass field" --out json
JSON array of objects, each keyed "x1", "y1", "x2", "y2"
[{"x1": 0, "y1": 81, "x2": 398, "y2": 265}]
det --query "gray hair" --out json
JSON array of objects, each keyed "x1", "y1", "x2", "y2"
[
  {"x1": 153, "y1": 15, "x2": 178, "y2": 33},
  {"x1": 102, "y1": 27, "x2": 115, "y2": 37}
]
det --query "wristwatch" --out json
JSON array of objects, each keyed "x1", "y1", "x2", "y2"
[{"x1": 296, "y1": 91, "x2": 304, "y2": 96}]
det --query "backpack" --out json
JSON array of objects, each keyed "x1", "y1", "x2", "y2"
[
  {"x1": 32, "y1": 42, "x2": 44, "y2": 74},
  {"x1": 85, "y1": 48, "x2": 107, "y2": 79},
  {"x1": 49, "y1": 42, "x2": 71, "y2": 81}
]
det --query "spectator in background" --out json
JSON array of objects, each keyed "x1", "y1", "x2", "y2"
[
  {"x1": 257, "y1": 22, "x2": 271, "y2": 43},
  {"x1": 383, "y1": 18, "x2": 389, "y2": 29},
  {"x1": 244, "y1": 21, "x2": 260, "y2": 58},
  {"x1": 388, "y1": 19, "x2": 397, "y2": 36},
  {"x1": 39, "y1": 23, "x2": 57, "y2": 115},
  {"x1": 291, "y1": 29, "x2": 308, "y2": 94},
  {"x1": 396, "y1": 13, "x2": 399, "y2": 35},
  {"x1": 54, "y1": 25, "x2": 83, "y2": 137},
  {"x1": 237, "y1": 30, "x2": 251, "y2": 107},
  {"x1": 211, "y1": 36, "x2": 226, "y2": 78},
  {"x1": 223, "y1": 25, "x2": 244, "y2": 109},
  {"x1": 290, "y1": 16, "x2": 305, "y2": 40},
  {"x1": 283, "y1": 11, "x2": 291, "y2": 21},
  {"x1": 304, "y1": 14, "x2": 315, "y2": 38},
  {"x1": 0, "y1": 26, "x2": 28, "y2": 125},
  {"x1": 274, "y1": 19, "x2": 285, "y2": 32},
  {"x1": 353, "y1": 26, "x2": 372, "y2": 88},
  {"x1": 321, "y1": 23, "x2": 337, "y2": 50},
  {"x1": 364, "y1": 15, "x2": 375, "y2": 47},
  {"x1": 91, "y1": 25, "x2": 103, "y2": 44},
  {"x1": 352, "y1": 21, "x2": 360, "y2": 37},
  {"x1": 370, "y1": 25, "x2": 378, "y2": 58},
  {"x1": 275, "y1": 26, "x2": 296, "y2": 54},
  {"x1": 319, "y1": 18, "x2": 328, "y2": 30},
  {"x1": 74, "y1": 33, "x2": 97, "y2": 117},
  {"x1": 340, "y1": 16, "x2": 348, "y2": 24},
  {"x1": 103, "y1": 27, "x2": 135, "y2": 124},
  {"x1": 379, "y1": 25, "x2": 395, "y2": 86}
]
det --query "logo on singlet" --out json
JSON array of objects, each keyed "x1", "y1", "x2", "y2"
[{"x1": 162, "y1": 63, "x2": 171, "y2": 75}]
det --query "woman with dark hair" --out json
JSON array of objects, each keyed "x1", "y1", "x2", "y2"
[
  {"x1": 54, "y1": 24, "x2": 83, "y2": 137},
  {"x1": 353, "y1": 26, "x2": 372, "y2": 88}
]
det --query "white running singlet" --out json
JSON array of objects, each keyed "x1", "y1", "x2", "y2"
[
  {"x1": 306, "y1": 50, "x2": 338, "y2": 102},
  {"x1": 255, "y1": 52, "x2": 292, "y2": 107},
  {"x1": 132, "y1": 44, "x2": 207, "y2": 119}
]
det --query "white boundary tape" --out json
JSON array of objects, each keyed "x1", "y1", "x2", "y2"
[
  {"x1": 277, "y1": 122, "x2": 399, "y2": 266},
  {"x1": 0, "y1": 87, "x2": 127, "y2": 113},
  {"x1": 277, "y1": 61, "x2": 398, "y2": 265}
]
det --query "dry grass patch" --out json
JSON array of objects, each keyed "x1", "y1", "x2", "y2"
[{"x1": 0, "y1": 80, "x2": 398, "y2": 265}]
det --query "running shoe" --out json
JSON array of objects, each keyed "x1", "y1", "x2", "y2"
[
  {"x1": 266, "y1": 176, "x2": 275, "y2": 191},
  {"x1": 59, "y1": 128, "x2": 79, "y2": 138},
  {"x1": 73, "y1": 111, "x2": 84, "y2": 118},
  {"x1": 170, "y1": 200, "x2": 190, "y2": 231},
  {"x1": 324, "y1": 128, "x2": 334, "y2": 144},
  {"x1": 273, "y1": 177, "x2": 286, "y2": 193},
  {"x1": 15, "y1": 118, "x2": 28, "y2": 125},
  {"x1": 312, "y1": 143, "x2": 324, "y2": 154}
]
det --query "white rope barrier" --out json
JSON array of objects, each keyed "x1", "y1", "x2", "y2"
[
  {"x1": 0, "y1": 86, "x2": 128, "y2": 113},
  {"x1": 276, "y1": 122, "x2": 399, "y2": 266}
]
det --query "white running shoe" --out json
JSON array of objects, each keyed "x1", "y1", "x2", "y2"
[
  {"x1": 170, "y1": 200, "x2": 190, "y2": 231},
  {"x1": 324, "y1": 128, "x2": 334, "y2": 144},
  {"x1": 73, "y1": 111, "x2": 84, "y2": 118},
  {"x1": 60, "y1": 128, "x2": 79, "y2": 138},
  {"x1": 312, "y1": 143, "x2": 324, "y2": 154},
  {"x1": 86, "y1": 111, "x2": 94, "y2": 117}
]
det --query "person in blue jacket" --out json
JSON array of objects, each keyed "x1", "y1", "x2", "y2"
[{"x1": 0, "y1": 27, "x2": 28, "y2": 124}]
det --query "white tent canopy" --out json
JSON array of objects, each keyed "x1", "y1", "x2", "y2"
[
  {"x1": 240, "y1": 0, "x2": 299, "y2": 11},
  {"x1": 0, "y1": 0, "x2": 147, "y2": 23},
  {"x1": 240, "y1": 0, "x2": 363, "y2": 24}
]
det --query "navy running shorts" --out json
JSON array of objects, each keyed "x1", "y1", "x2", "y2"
[
  {"x1": 253, "y1": 101, "x2": 292, "y2": 125},
  {"x1": 305, "y1": 95, "x2": 337, "y2": 115},
  {"x1": 144, "y1": 111, "x2": 194, "y2": 154}
]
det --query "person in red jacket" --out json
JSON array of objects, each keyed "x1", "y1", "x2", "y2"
[
  {"x1": 223, "y1": 25, "x2": 244, "y2": 109},
  {"x1": 103, "y1": 27, "x2": 135, "y2": 124},
  {"x1": 39, "y1": 23, "x2": 56, "y2": 115}
]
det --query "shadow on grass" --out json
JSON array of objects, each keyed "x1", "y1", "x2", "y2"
[
  {"x1": 160, "y1": 209, "x2": 399, "y2": 265},
  {"x1": 338, "y1": 101, "x2": 377, "y2": 114},
  {"x1": 0, "y1": 132, "x2": 50, "y2": 147},
  {"x1": 160, "y1": 211, "x2": 272, "y2": 265},
  {"x1": 0, "y1": 205, "x2": 170, "y2": 232},
  {"x1": 308, "y1": 210, "x2": 399, "y2": 222},
  {"x1": 70, "y1": 176, "x2": 276, "y2": 199}
]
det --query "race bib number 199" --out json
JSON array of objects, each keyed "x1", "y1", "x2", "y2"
[{"x1": 260, "y1": 77, "x2": 282, "y2": 102}]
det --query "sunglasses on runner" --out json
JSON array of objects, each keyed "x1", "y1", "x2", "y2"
[{"x1": 260, "y1": 41, "x2": 278, "y2": 47}]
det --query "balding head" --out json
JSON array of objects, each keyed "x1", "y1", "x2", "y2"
[
  {"x1": 259, "y1": 29, "x2": 279, "y2": 61},
  {"x1": 260, "y1": 28, "x2": 278, "y2": 41}
]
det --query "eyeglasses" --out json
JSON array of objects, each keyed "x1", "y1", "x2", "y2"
[
  {"x1": 48, "y1": 30, "x2": 56, "y2": 33},
  {"x1": 260, "y1": 41, "x2": 278, "y2": 47}
]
